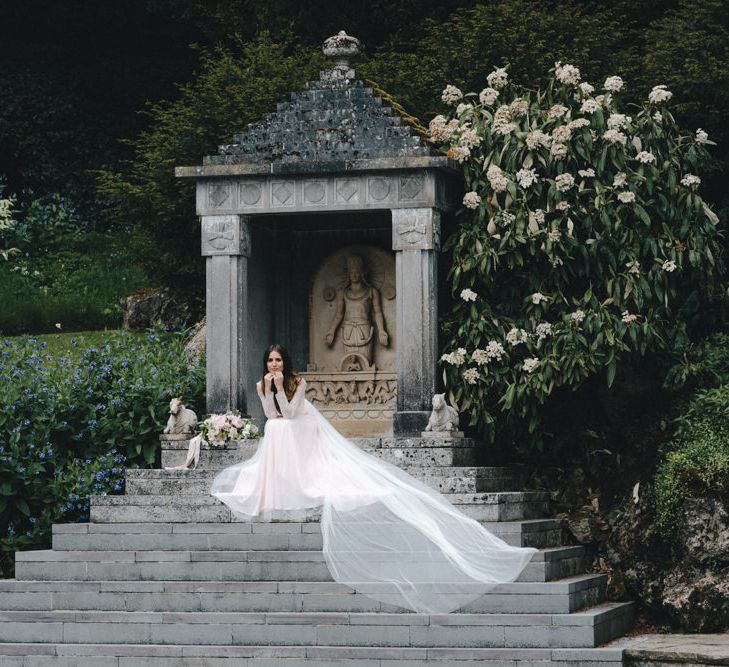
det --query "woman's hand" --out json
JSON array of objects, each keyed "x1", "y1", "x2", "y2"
[
  {"x1": 272, "y1": 371, "x2": 285, "y2": 389},
  {"x1": 264, "y1": 372, "x2": 274, "y2": 384}
]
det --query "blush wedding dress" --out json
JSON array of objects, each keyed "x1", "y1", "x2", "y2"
[{"x1": 210, "y1": 378, "x2": 537, "y2": 614}]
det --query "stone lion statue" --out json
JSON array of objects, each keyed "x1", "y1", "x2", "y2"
[
  {"x1": 163, "y1": 397, "x2": 198, "y2": 435},
  {"x1": 424, "y1": 393, "x2": 459, "y2": 432}
]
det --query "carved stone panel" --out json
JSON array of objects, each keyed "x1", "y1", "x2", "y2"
[
  {"x1": 271, "y1": 181, "x2": 295, "y2": 208},
  {"x1": 201, "y1": 215, "x2": 251, "y2": 256},
  {"x1": 303, "y1": 180, "x2": 327, "y2": 206},
  {"x1": 207, "y1": 181, "x2": 236, "y2": 211},
  {"x1": 309, "y1": 244, "x2": 396, "y2": 374},
  {"x1": 391, "y1": 208, "x2": 441, "y2": 251}
]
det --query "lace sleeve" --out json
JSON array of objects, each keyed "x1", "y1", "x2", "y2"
[
  {"x1": 275, "y1": 378, "x2": 307, "y2": 419},
  {"x1": 256, "y1": 381, "x2": 280, "y2": 419}
]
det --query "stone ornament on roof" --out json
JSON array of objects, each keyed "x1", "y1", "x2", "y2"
[{"x1": 322, "y1": 30, "x2": 361, "y2": 65}]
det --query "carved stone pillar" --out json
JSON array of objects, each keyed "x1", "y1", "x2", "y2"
[
  {"x1": 391, "y1": 208, "x2": 441, "y2": 436},
  {"x1": 202, "y1": 214, "x2": 251, "y2": 414}
]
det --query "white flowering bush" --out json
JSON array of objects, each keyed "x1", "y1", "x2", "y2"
[
  {"x1": 432, "y1": 64, "x2": 725, "y2": 444},
  {"x1": 0, "y1": 194, "x2": 19, "y2": 261},
  {"x1": 199, "y1": 412, "x2": 259, "y2": 448}
]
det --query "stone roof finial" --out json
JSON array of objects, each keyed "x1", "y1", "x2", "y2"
[{"x1": 322, "y1": 31, "x2": 361, "y2": 70}]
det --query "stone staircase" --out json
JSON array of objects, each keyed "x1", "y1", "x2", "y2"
[{"x1": 0, "y1": 434, "x2": 634, "y2": 666}]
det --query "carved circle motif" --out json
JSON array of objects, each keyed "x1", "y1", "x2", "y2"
[
  {"x1": 368, "y1": 177, "x2": 391, "y2": 201},
  {"x1": 240, "y1": 183, "x2": 261, "y2": 205},
  {"x1": 322, "y1": 286, "x2": 336, "y2": 302},
  {"x1": 304, "y1": 181, "x2": 326, "y2": 204}
]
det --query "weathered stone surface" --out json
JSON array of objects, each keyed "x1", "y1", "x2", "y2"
[
  {"x1": 121, "y1": 288, "x2": 188, "y2": 332},
  {"x1": 183, "y1": 317, "x2": 205, "y2": 365},
  {"x1": 680, "y1": 498, "x2": 729, "y2": 565}
]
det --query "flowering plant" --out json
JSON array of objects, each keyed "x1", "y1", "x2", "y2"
[
  {"x1": 199, "y1": 412, "x2": 259, "y2": 448},
  {"x1": 431, "y1": 64, "x2": 725, "y2": 445}
]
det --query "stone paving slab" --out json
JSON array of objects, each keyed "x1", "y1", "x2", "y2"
[{"x1": 624, "y1": 634, "x2": 729, "y2": 665}]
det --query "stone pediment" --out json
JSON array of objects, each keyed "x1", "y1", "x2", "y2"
[{"x1": 201, "y1": 32, "x2": 440, "y2": 172}]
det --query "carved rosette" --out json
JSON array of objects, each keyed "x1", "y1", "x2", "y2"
[{"x1": 201, "y1": 215, "x2": 251, "y2": 256}]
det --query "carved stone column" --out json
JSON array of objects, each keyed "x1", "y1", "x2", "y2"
[
  {"x1": 391, "y1": 208, "x2": 441, "y2": 436},
  {"x1": 202, "y1": 214, "x2": 251, "y2": 414}
]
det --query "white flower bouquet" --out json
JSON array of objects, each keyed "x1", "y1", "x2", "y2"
[{"x1": 200, "y1": 412, "x2": 259, "y2": 448}]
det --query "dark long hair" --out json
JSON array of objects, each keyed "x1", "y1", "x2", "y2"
[{"x1": 261, "y1": 344, "x2": 300, "y2": 402}]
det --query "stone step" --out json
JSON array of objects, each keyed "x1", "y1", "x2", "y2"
[
  {"x1": 51, "y1": 519, "x2": 562, "y2": 550},
  {"x1": 162, "y1": 440, "x2": 482, "y2": 470},
  {"x1": 0, "y1": 603, "x2": 635, "y2": 648},
  {"x1": 125, "y1": 467, "x2": 524, "y2": 495},
  {"x1": 14, "y1": 545, "x2": 586, "y2": 583},
  {"x1": 0, "y1": 642, "x2": 627, "y2": 667},
  {"x1": 87, "y1": 492, "x2": 550, "y2": 524},
  {"x1": 0, "y1": 574, "x2": 607, "y2": 614}
]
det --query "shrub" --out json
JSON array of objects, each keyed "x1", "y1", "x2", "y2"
[
  {"x1": 434, "y1": 64, "x2": 725, "y2": 446},
  {"x1": 0, "y1": 192, "x2": 19, "y2": 261},
  {"x1": 654, "y1": 383, "x2": 729, "y2": 544},
  {"x1": 0, "y1": 331, "x2": 205, "y2": 577}
]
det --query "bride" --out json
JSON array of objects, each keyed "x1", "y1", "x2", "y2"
[{"x1": 210, "y1": 344, "x2": 537, "y2": 614}]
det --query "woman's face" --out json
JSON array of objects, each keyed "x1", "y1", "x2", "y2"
[{"x1": 267, "y1": 351, "x2": 284, "y2": 374}]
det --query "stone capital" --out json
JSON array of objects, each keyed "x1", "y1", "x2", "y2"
[
  {"x1": 201, "y1": 215, "x2": 251, "y2": 256},
  {"x1": 391, "y1": 208, "x2": 441, "y2": 251}
]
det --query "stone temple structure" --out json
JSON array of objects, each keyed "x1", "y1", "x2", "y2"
[{"x1": 175, "y1": 30, "x2": 460, "y2": 436}]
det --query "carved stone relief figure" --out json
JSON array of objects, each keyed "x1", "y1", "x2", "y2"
[{"x1": 324, "y1": 254, "x2": 388, "y2": 371}]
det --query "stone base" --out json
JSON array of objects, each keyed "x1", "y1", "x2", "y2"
[
  {"x1": 421, "y1": 430, "x2": 464, "y2": 439},
  {"x1": 393, "y1": 410, "x2": 430, "y2": 436}
]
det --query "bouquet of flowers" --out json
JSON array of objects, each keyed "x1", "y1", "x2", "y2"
[{"x1": 200, "y1": 412, "x2": 259, "y2": 448}]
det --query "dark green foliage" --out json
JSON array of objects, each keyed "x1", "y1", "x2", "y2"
[
  {"x1": 98, "y1": 34, "x2": 326, "y2": 297},
  {"x1": 0, "y1": 332, "x2": 205, "y2": 577}
]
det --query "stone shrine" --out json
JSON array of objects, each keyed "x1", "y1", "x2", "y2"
[{"x1": 175, "y1": 30, "x2": 460, "y2": 436}]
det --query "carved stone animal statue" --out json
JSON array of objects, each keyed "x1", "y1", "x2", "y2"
[
  {"x1": 424, "y1": 393, "x2": 459, "y2": 432},
  {"x1": 163, "y1": 397, "x2": 198, "y2": 435}
]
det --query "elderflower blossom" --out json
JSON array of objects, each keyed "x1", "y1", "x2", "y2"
[
  {"x1": 555, "y1": 201, "x2": 571, "y2": 211},
  {"x1": 486, "y1": 340, "x2": 506, "y2": 361},
  {"x1": 555, "y1": 61, "x2": 581, "y2": 86},
  {"x1": 579, "y1": 82, "x2": 595, "y2": 95},
  {"x1": 662, "y1": 259, "x2": 677, "y2": 272},
  {"x1": 441, "y1": 84, "x2": 464, "y2": 105},
  {"x1": 681, "y1": 174, "x2": 701, "y2": 188},
  {"x1": 441, "y1": 348, "x2": 467, "y2": 366},
  {"x1": 493, "y1": 211, "x2": 516, "y2": 228},
  {"x1": 487, "y1": 67, "x2": 509, "y2": 90},
  {"x1": 459, "y1": 126, "x2": 481, "y2": 149},
  {"x1": 528, "y1": 209, "x2": 545, "y2": 235},
  {"x1": 531, "y1": 292, "x2": 549, "y2": 305},
  {"x1": 568, "y1": 118, "x2": 590, "y2": 130},
  {"x1": 506, "y1": 328, "x2": 529, "y2": 346},
  {"x1": 604, "y1": 129, "x2": 627, "y2": 146},
  {"x1": 548, "y1": 104, "x2": 568, "y2": 120},
  {"x1": 428, "y1": 115, "x2": 459, "y2": 143},
  {"x1": 696, "y1": 128, "x2": 709, "y2": 144},
  {"x1": 463, "y1": 368, "x2": 480, "y2": 385},
  {"x1": 653, "y1": 111, "x2": 663, "y2": 123},
  {"x1": 548, "y1": 228, "x2": 562, "y2": 242},
  {"x1": 492, "y1": 105, "x2": 517, "y2": 135},
  {"x1": 607, "y1": 113, "x2": 631, "y2": 130},
  {"x1": 516, "y1": 168, "x2": 539, "y2": 189},
  {"x1": 510, "y1": 98, "x2": 529, "y2": 119},
  {"x1": 552, "y1": 125, "x2": 572, "y2": 143},
  {"x1": 447, "y1": 146, "x2": 471, "y2": 162},
  {"x1": 604, "y1": 76, "x2": 624, "y2": 93},
  {"x1": 487, "y1": 164, "x2": 509, "y2": 193},
  {"x1": 626, "y1": 260, "x2": 641, "y2": 275},
  {"x1": 460, "y1": 288, "x2": 477, "y2": 302},
  {"x1": 618, "y1": 191, "x2": 636, "y2": 203},
  {"x1": 550, "y1": 142, "x2": 568, "y2": 160},
  {"x1": 580, "y1": 99, "x2": 600, "y2": 114},
  {"x1": 526, "y1": 130, "x2": 551, "y2": 150},
  {"x1": 555, "y1": 173, "x2": 575, "y2": 192},
  {"x1": 613, "y1": 172, "x2": 628, "y2": 187},
  {"x1": 635, "y1": 151, "x2": 656, "y2": 164},
  {"x1": 648, "y1": 85, "x2": 672, "y2": 104},
  {"x1": 456, "y1": 103, "x2": 471, "y2": 116},
  {"x1": 570, "y1": 310, "x2": 586, "y2": 324},
  {"x1": 479, "y1": 87, "x2": 499, "y2": 106},
  {"x1": 462, "y1": 192, "x2": 482, "y2": 209},
  {"x1": 471, "y1": 349, "x2": 489, "y2": 365},
  {"x1": 578, "y1": 168, "x2": 595, "y2": 178},
  {"x1": 522, "y1": 357, "x2": 540, "y2": 373},
  {"x1": 621, "y1": 311, "x2": 638, "y2": 324},
  {"x1": 535, "y1": 322, "x2": 553, "y2": 341}
]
